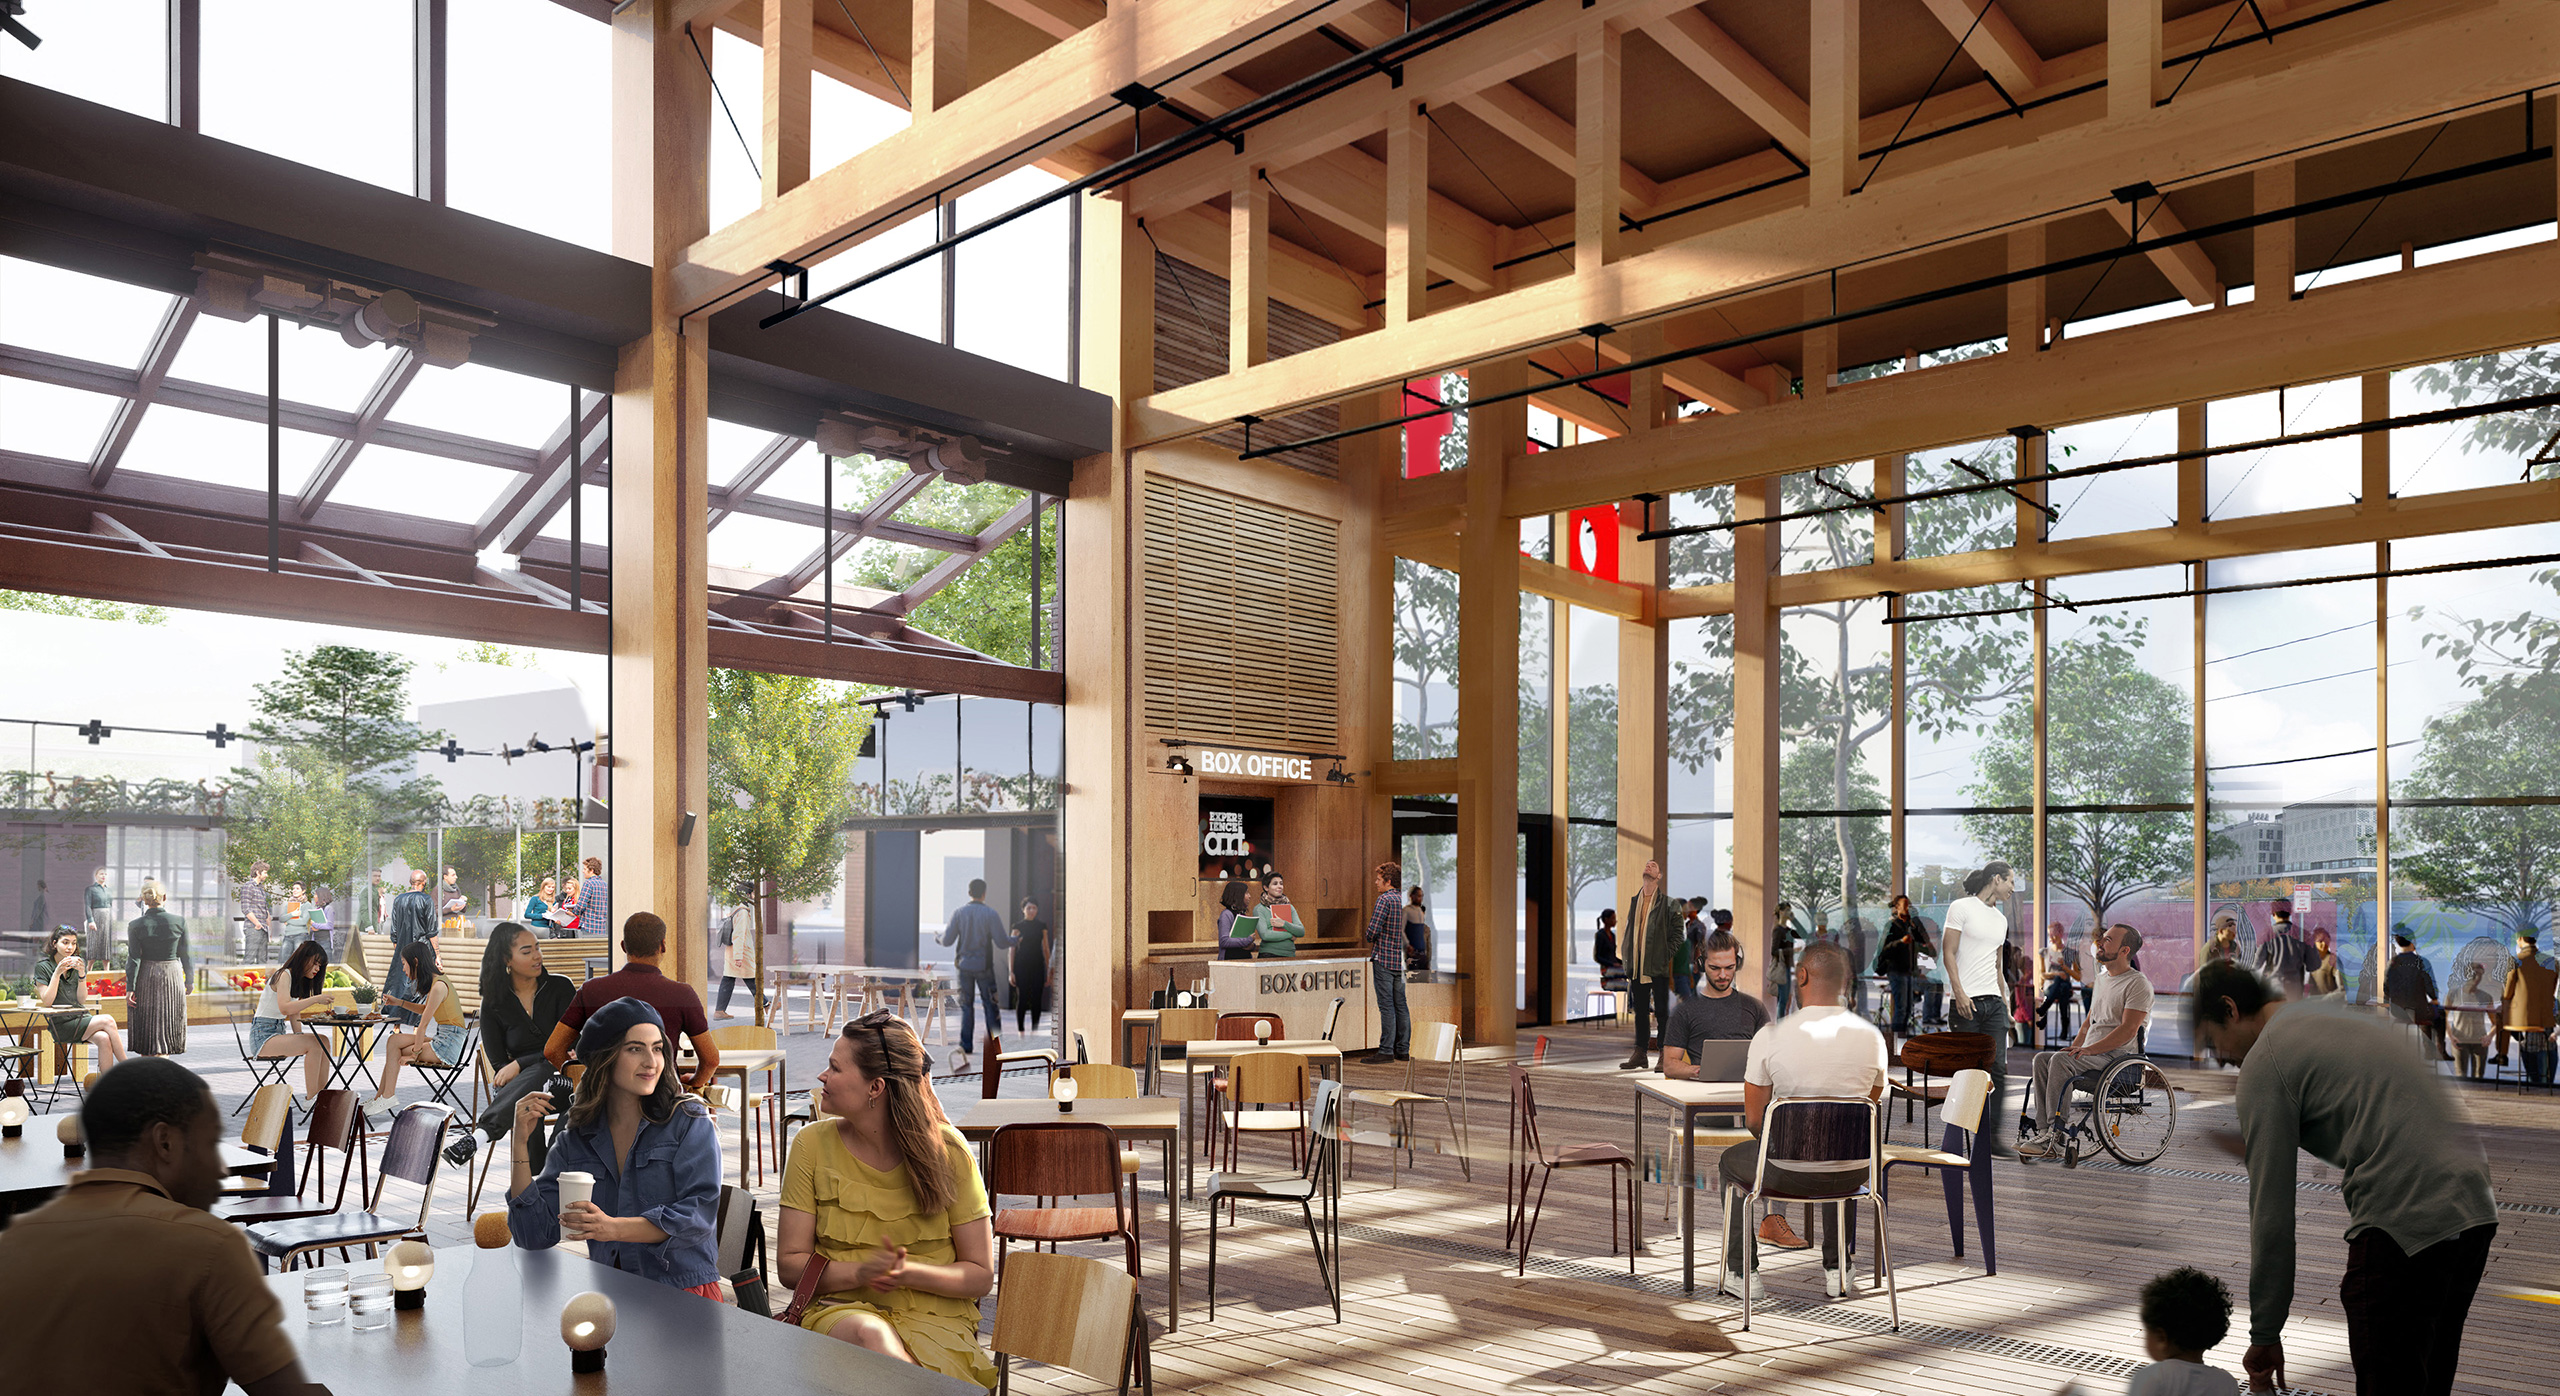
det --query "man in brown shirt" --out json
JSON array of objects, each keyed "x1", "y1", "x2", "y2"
[
  {"x1": 2501, "y1": 932, "x2": 2559, "y2": 1085},
  {"x1": 0, "y1": 1058, "x2": 312, "y2": 1395}
]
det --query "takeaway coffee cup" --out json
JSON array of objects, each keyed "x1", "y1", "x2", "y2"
[{"x1": 558, "y1": 1171, "x2": 596, "y2": 1238}]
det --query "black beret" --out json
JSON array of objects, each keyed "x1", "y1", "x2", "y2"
[{"x1": 574, "y1": 996, "x2": 667, "y2": 1064}]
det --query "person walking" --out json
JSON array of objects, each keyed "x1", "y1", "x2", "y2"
[
  {"x1": 2382, "y1": 929, "x2": 2449, "y2": 1060},
  {"x1": 1768, "y1": 902, "x2": 1803, "y2": 1016},
  {"x1": 2254, "y1": 899, "x2": 2314, "y2": 996},
  {"x1": 1362, "y1": 862, "x2": 1412, "y2": 1065},
  {"x1": 2306, "y1": 929, "x2": 2343, "y2": 999},
  {"x1": 1875, "y1": 895, "x2": 1932, "y2": 1037},
  {"x1": 1010, "y1": 897, "x2": 1051, "y2": 1031},
  {"x1": 2191, "y1": 960, "x2": 2498, "y2": 1395},
  {"x1": 2206, "y1": 915, "x2": 2241, "y2": 965},
  {"x1": 1619, "y1": 859, "x2": 1681, "y2": 1071},
  {"x1": 123, "y1": 880, "x2": 192, "y2": 1056},
  {"x1": 935, "y1": 878, "x2": 1008, "y2": 1067},
  {"x1": 2498, "y1": 931, "x2": 2558, "y2": 1085},
  {"x1": 1940, "y1": 860, "x2": 2016, "y2": 1157},
  {"x1": 379, "y1": 870, "x2": 436, "y2": 1028},
  {"x1": 236, "y1": 861, "x2": 272, "y2": 965},
  {"x1": 2037, "y1": 921, "x2": 2084, "y2": 1048},
  {"x1": 2018, "y1": 924, "x2": 2152, "y2": 1159},
  {"x1": 84, "y1": 866, "x2": 113, "y2": 960}
]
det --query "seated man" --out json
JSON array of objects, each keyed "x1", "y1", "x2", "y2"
[
  {"x1": 546, "y1": 911, "x2": 720, "y2": 1096},
  {"x1": 2018, "y1": 923, "x2": 2153, "y2": 1159},
  {"x1": 0, "y1": 1058, "x2": 315, "y2": 1395},
  {"x1": 1665, "y1": 929, "x2": 1808, "y2": 1252},
  {"x1": 1720, "y1": 941, "x2": 1888, "y2": 1302}
]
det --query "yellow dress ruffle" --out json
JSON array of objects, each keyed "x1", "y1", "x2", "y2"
[{"x1": 782, "y1": 1121, "x2": 997, "y2": 1389}]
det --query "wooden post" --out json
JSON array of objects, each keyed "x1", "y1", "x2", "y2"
[
  {"x1": 610, "y1": 0, "x2": 714, "y2": 990},
  {"x1": 2255, "y1": 162, "x2": 2297, "y2": 303},
  {"x1": 1732, "y1": 477, "x2": 1780, "y2": 1011},
  {"x1": 913, "y1": 0, "x2": 967, "y2": 114},
  {"x1": 760, "y1": 0, "x2": 811, "y2": 201},
  {"x1": 1616, "y1": 495, "x2": 1668, "y2": 1025},
  {"x1": 2008, "y1": 223, "x2": 2047, "y2": 352},
  {"x1": 2108, "y1": 0, "x2": 2161, "y2": 120},
  {"x1": 2185, "y1": 405, "x2": 2208, "y2": 974},
  {"x1": 2374, "y1": 538, "x2": 2393, "y2": 982},
  {"x1": 1230, "y1": 168, "x2": 1269, "y2": 371},
  {"x1": 1456, "y1": 356, "x2": 1525, "y2": 1044},
  {"x1": 1385, "y1": 99, "x2": 1429, "y2": 327},
  {"x1": 1809, "y1": 0, "x2": 1859, "y2": 201},
  {"x1": 1575, "y1": 24, "x2": 1623, "y2": 274}
]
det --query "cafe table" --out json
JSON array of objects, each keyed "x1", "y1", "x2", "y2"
[
  {"x1": 1172, "y1": 1040, "x2": 1343, "y2": 1201},
  {"x1": 0, "y1": 1003, "x2": 92, "y2": 1093},
  {"x1": 1117, "y1": 1008, "x2": 1159, "y2": 1088},
  {"x1": 953, "y1": 1095, "x2": 1188, "y2": 1329},
  {"x1": 244, "y1": 1244, "x2": 977, "y2": 1395},
  {"x1": 302, "y1": 1012, "x2": 391, "y2": 1098},
  {"x1": 2, "y1": 1112, "x2": 276, "y2": 1215},
  {"x1": 710, "y1": 1047, "x2": 786, "y2": 1186},
  {"x1": 770, "y1": 964, "x2": 942, "y2": 1035},
  {"x1": 1629, "y1": 1076, "x2": 1748, "y2": 1293}
]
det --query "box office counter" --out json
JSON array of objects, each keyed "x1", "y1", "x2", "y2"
[{"x1": 1202, "y1": 959, "x2": 1469, "y2": 1052}]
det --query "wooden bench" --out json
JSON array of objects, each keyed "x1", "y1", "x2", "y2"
[{"x1": 350, "y1": 931, "x2": 611, "y2": 1018}]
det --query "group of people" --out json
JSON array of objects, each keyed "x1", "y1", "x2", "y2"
[
  {"x1": 932, "y1": 880, "x2": 1053, "y2": 1071},
  {"x1": 2383, "y1": 925, "x2": 2560, "y2": 1084}
]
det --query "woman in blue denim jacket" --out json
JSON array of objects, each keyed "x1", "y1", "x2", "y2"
[{"x1": 505, "y1": 996, "x2": 725, "y2": 1298}]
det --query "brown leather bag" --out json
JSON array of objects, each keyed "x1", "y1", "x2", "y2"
[
  {"x1": 1901, "y1": 1031, "x2": 1995, "y2": 1075},
  {"x1": 774, "y1": 1249, "x2": 835, "y2": 1327}
]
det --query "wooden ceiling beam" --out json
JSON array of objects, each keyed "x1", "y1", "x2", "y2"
[
  {"x1": 1640, "y1": 6, "x2": 1811, "y2": 156},
  {"x1": 2105, "y1": 193, "x2": 2220, "y2": 307},
  {"x1": 982, "y1": 0, "x2": 1103, "y2": 43},
  {"x1": 1916, "y1": 0, "x2": 2047, "y2": 95},
  {"x1": 1137, "y1": 205, "x2": 1372, "y2": 332},
  {"x1": 761, "y1": 0, "x2": 813, "y2": 199},
  {"x1": 715, "y1": 4, "x2": 912, "y2": 111}
]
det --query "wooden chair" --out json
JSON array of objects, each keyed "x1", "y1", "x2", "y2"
[
  {"x1": 984, "y1": 1033, "x2": 1062, "y2": 1098},
  {"x1": 1203, "y1": 1012, "x2": 1287, "y2": 1158},
  {"x1": 1347, "y1": 1020, "x2": 1471, "y2": 1186},
  {"x1": 219, "y1": 1089, "x2": 365, "y2": 1229},
  {"x1": 1052, "y1": 1064, "x2": 1145, "y2": 1222},
  {"x1": 221, "y1": 1084, "x2": 294, "y2": 1199},
  {"x1": 1506, "y1": 1064, "x2": 1635, "y2": 1275},
  {"x1": 1205, "y1": 1078, "x2": 1342, "y2": 1324},
  {"x1": 1892, "y1": 1031, "x2": 1994, "y2": 1140},
  {"x1": 244, "y1": 1102, "x2": 454, "y2": 1272},
  {"x1": 1880, "y1": 1068, "x2": 1997, "y2": 1275},
  {"x1": 986, "y1": 1121, "x2": 1141, "y2": 1278},
  {"x1": 700, "y1": 1024, "x2": 782, "y2": 1186},
  {"x1": 992, "y1": 1250, "x2": 1154, "y2": 1396},
  {"x1": 1217, "y1": 1050, "x2": 1311, "y2": 1174},
  {"x1": 1148, "y1": 1006, "x2": 1218, "y2": 1118},
  {"x1": 1728, "y1": 1097, "x2": 1898, "y2": 1333}
]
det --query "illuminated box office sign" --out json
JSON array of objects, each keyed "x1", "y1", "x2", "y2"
[{"x1": 1193, "y1": 748, "x2": 1316, "y2": 781}]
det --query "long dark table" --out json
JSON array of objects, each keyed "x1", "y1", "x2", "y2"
[
  {"x1": 2, "y1": 1113, "x2": 275, "y2": 1219},
  {"x1": 248, "y1": 1244, "x2": 981, "y2": 1394}
]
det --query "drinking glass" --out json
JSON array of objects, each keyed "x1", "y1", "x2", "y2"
[
  {"x1": 349, "y1": 1275, "x2": 394, "y2": 1331},
  {"x1": 303, "y1": 1267, "x2": 350, "y2": 1326}
]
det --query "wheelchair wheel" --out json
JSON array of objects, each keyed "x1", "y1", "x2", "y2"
[{"x1": 2094, "y1": 1057, "x2": 2178, "y2": 1165}]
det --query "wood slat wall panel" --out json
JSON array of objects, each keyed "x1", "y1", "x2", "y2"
[
  {"x1": 1152, "y1": 257, "x2": 1345, "y2": 479},
  {"x1": 1141, "y1": 476, "x2": 1343, "y2": 752}
]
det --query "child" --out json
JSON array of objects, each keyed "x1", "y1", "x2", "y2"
[{"x1": 2129, "y1": 1267, "x2": 2240, "y2": 1394}]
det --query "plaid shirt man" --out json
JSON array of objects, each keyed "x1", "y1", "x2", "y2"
[
  {"x1": 237, "y1": 877, "x2": 270, "y2": 932},
  {"x1": 1366, "y1": 888, "x2": 1405, "y2": 975}
]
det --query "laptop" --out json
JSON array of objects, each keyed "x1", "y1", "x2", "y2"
[{"x1": 1685, "y1": 1038, "x2": 1753, "y2": 1082}]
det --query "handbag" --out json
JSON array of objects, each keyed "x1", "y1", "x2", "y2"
[
  {"x1": 772, "y1": 1237, "x2": 835, "y2": 1327},
  {"x1": 730, "y1": 1205, "x2": 773, "y2": 1317}
]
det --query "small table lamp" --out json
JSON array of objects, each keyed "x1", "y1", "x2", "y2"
[
  {"x1": 57, "y1": 1112, "x2": 82, "y2": 1159},
  {"x1": 561, "y1": 1291, "x2": 616, "y2": 1373},
  {"x1": 387, "y1": 1240, "x2": 435, "y2": 1310},
  {"x1": 0, "y1": 1095, "x2": 28, "y2": 1139},
  {"x1": 1254, "y1": 1021, "x2": 1271, "y2": 1045},
  {"x1": 1054, "y1": 1074, "x2": 1079, "y2": 1114}
]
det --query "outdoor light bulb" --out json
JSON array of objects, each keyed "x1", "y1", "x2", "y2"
[
  {"x1": 1256, "y1": 1022, "x2": 1271, "y2": 1044},
  {"x1": 1055, "y1": 1076, "x2": 1079, "y2": 1112},
  {"x1": 57, "y1": 1112, "x2": 81, "y2": 1157},
  {"x1": 0, "y1": 1096, "x2": 27, "y2": 1135},
  {"x1": 387, "y1": 1240, "x2": 435, "y2": 1308},
  {"x1": 561, "y1": 1291, "x2": 615, "y2": 1372}
]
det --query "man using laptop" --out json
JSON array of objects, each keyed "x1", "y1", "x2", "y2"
[{"x1": 1662, "y1": 929, "x2": 1810, "y2": 1252}]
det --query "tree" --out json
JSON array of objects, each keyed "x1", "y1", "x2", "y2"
[
  {"x1": 837, "y1": 457, "x2": 1057, "y2": 667},
  {"x1": 1563, "y1": 684, "x2": 1619, "y2": 915},
  {"x1": 228, "y1": 746, "x2": 372, "y2": 900},
  {"x1": 1963, "y1": 632, "x2": 2212, "y2": 929},
  {"x1": 2393, "y1": 671, "x2": 2560, "y2": 936},
  {"x1": 0, "y1": 592, "x2": 167, "y2": 624},
  {"x1": 1391, "y1": 557, "x2": 1460, "y2": 758},
  {"x1": 227, "y1": 646, "x2": 445, "y2": 896},
  {"x1": 1779, "y1": 740, "x2": 1886, "y2": 921},
  {"x1": 707, "y1": 669, "x2": 870, "y2": 1026}
]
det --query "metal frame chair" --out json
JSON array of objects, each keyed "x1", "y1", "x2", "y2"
[
  {"x1": 1204, "y1": 1012, "x2": 1286, "y2": 1159},
  {"x1": 244, "y1": 1102, "x2": 453, "y2": 1272},
  {"x1": 1505, "y1": 1063, "x2": 1635, "y2": 1275},
  {"x1": 227, "y1": 1005, "x2": 296, "y2": 1114},
  {"x1": 220, "y1": 1089, "x2": 366, "y2": 1229},
  {"x1": 1205, "y1": 1078, "x2": 1342, "y2": 1324},
  {"x1": 220, "y1": 1084, "x2": 294, "y2": 1201},
  {"x1": 987, "y1": 1120, "x2": 1143, "y2": 1278},
  {"x1": 1727, "y1": 1096, "x2": 1898, "y2": 1332},
  {"x1": 992, "y1": 1250, "x2": 1154, "y2": 1396},
  {"x1": 1217, "y1": 1049, "x2": 1311, "y2": 1174},
  {"x1": 1347, "y1": 1020, "x2": 1471, "y2": 1186},
  {"x1": 1879, "y1": 1068, "x2": 1995, "y2": 1273}
]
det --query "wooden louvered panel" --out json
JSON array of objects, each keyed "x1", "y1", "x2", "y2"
[
  {"x1": 1140, "y1": 477, "x2": 1341, "y2": 753},
  {"x1": 1150, "y1": 259, "x2": 1343, "y2": 479}
]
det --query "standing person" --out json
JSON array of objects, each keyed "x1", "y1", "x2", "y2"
[
  {"x1": 281, "y1": 883, "x2": 308, "y2": 945},
  {"x1": 2254, "y1": 899, "x2": 2314, "y2": 995},
  {"x1": 1403, "y1": 885, "x2": 1433, "y2": 975},
  {"x1": 379, "y1": 869, "x2": 436, "y2": 1028},
  {"x1": 1717, "y1": 942, "x2": 1888, "y2": 1302},
  {"x1": 438, "y1": 866, "x2": 471, "y2": 936},
  {"x1": 779, "y1": 1013, "x2": 997, "y2": 1385},
  {"x1": 1675, "y1": 898, "x2": 1707, "y2": 1000},
  {"x1": 236, "y1": 861, "x2": 271, "y2": 964},
  {"x1": 2038, "y1": 921, "x2": 2084, "y2": 1048},
  {"x1": 2307, "y1": 930, "x2": 2343, "y2": 999},
  {"x1": 84, "y1": 866, "x2": 112, "y2": 960},
  {"x1": 1256, "y1": 875, "x2": 1306, "y2": 959},
  {"x1": 244, "y1": 939, "x2": 332, "y2": 1106},
  {"x1": 443, "y1": 922, "x2": 575, "y2": 1169},
  {"x1": 1940, "y1": 861, "x2": 2016, "y2": 1157},
  {"x1": 0, "y1": 1058, "x2": 315, "y2": 1396},
  {"x1": 1010, "y1": 897, "x2": 1051, "y2": 1032},
  {"x1": 1363, "y1": 862, "x2": 1412, "y2": 1066},
  {"x1": 1592, "y1": 908, "x2": 1622, "y2": 985},
  {"x1": 937, "y1": 879, "x2": 1008, "y2": 1067},
  {"x1": 35, "y1": 926, "x2": 129, "y2": 1076},
  {"x1": 2498, "y1": 931, "x2": 2558, "y2": 1086},
  {"x1": 713, "y1": 903, "x2": 746, "y2": 1021},
  {"x1": 1875, "y1": 895, "x2": 1932, "y2": 1037},
  {"x1": 1769, "y1": 902, "x2": 1802, "y2": 1016},
  {"x1": 2206, "y1": 916, "x2": 2241, "y2": 965},
  {"x1": 368, "y1": 938, "x2": 467, "y2": 1121},
  {"x1": 2190, "y1": 961, "x2": 2498, "y2": 1396},
  {"x1": 2018, "y1": 925, "x2": 2154, "y2": 1159},
  {"x1": 1213, "y1": 880, "x2": 1261, "y2": 962},
  {"x1": 1619, "y1": 859, "x2": 1681, "y2": 1071},
  {"x1": 2382, "y1": 929, "x2": 2449, "y2": 1060},
  {"x1": 508, "y1": 999, "x2": 724, "y2": 1298},
  {"x1": 125, "y1": 879, "x2": 191, "y2": 1056},
  {"x1": 545, "y1": 913, "x2": 721, "y2": 1097},
  {"x1": 576, "y1": 856, "x2": 610, "y2": 938},
  {"x1": 306, "y1": 885, "x2": 336, "y2": 960}
]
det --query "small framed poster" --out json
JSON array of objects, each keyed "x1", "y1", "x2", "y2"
[{"x1": 1198, "y1": 796, "x2": 1276, "y2": 882}]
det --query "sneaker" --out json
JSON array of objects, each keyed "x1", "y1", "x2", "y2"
[
  {"x1": 1757, "y1": 1213, "x2": 1812, "y2": 1250},
  {"x1": 1717, "y1": 1269, "x2": 1765, "y2": 1302},
  {"x1": 1359, "y1": 1052, "x2": 1398, "y2": 1066},
  {"x1": 443, "y1": 1133, "x2": 479, "y2": 1167},
  {"x1": 2015, "y1": 1135, "x2": 2055, "y2": 1159},
  {"x1": 362, "y1": 1096, "x2": 399, "y2": 1122},
  {"x1": 1394, "y1": 1053, "x2": 1413, "y2": 1062},
  {"x1": 1824, "y1": 1266, "x2": 1858, "y2": 1299}
]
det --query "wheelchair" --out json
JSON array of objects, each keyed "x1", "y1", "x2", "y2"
[{"x1": 2045, "y1": 1055, "x2": 2180, "y2": 1167}]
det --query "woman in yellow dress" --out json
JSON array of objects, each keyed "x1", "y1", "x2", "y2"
[{"x1": 778, "y1": 1011, "x2": 995, "y2": 1387}]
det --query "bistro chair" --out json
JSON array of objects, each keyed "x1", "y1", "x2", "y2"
[
  {"x1": 582, "y1": 957, "x2": 608, "y2": 983},
  {"x1": 1318, "y1": 997, "x2": 1344, "y2": 1043},
  {"x1": 986, "y1": 1120, "x2": 1142, "y2": 1278},
  {"x1": 1726, "y1": 1096, "x2": 1898, "y2": 1333},
  {"x1": 992, "y1": 1250, "x2": 1154, "y2": 1396},
  {"x1": 244, "y1": 1102, "x2": 453, "y2": 1273},
  {"x1": 1149, "y1": 1005, "x2": 1218, "y2": 1117},
  {"x1": 1879, "y1": 1068, "x2": 1997, "y2": 1275},
  {"x1": 715, "y1": 1185, "x2": 770, "y2": 1312},
  {"x1": 1891, "y1": 1031, "x2": 1993, "y2": 1142},
  {"x1": 1204, "y1": 1013, "x2": 1288, "y2": 1158},
  {"x1": 1053, "y1": 1064, "x2": 1146, "y2": 1220},
  {"x1": 1205, "y1": 1078, "x2": 1343, "y2": 1324},
  {"x1": 1346, "y1": 1020, "x2": 1471, "y2": 1186},
  {"x1": 1217, "y1": 1049, "x2": 1312, "y2": 1174},
  {"x1": 701, "y1": 1024, "x2": 784, "y2": 1186},
  {"x1": 1072, "y1": 1029, "x2": 1092, "y2": 1065},
  {"x1": 219, "y1": 1089, "x2": 365, "y2": 1229},
  {"x1": 1506, "y1": 1063, "x2": 1635, "y2": 1275},
  {"x1": 986, "y1": 1033, "x2": 1062, "y2": 1098},
  {"x1": 227, "y1": 1006, "x2": 297, "y2": 1113},
  {"x1": 221, "y1": 1084, "x2": 295, "y2": 1200}
]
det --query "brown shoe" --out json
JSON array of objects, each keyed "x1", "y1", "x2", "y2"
[{"x1": 1758, "y1": 1213, "x2": 1812, "y2": 1250}]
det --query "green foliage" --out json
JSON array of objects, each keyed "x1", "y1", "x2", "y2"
[
  {"x1": 0, "y1": 591, "x2": 168, "y2": 624},
  {"x1": 1391, "y1": 557, "x2": 1461, "y2": 758},
  {"x1": 1563, "y1": 685, "x2": 1620, "y2": 911},
  {"x1": 2410, "y1": 347, "x2": 2560, "y2": 469},
  {"x1": 2395, "y1": 671, "x2": 2560, "y2": 935},
  {"x1": 1779, "y1": 740, "x2": 1887, "y2": 920},
  {"x1": 708, "y1": 669, "x2": 870, "y2": 1024},
  {"x1": 451, "y1": 641, "x2": 534, "y2": 667},
  {"x1": 227, "y1": 646, "x2": 445, "y2": 894},
  {"x1": 231, "y1": 747, "x2": 374, "y2": 901},
  {"x1": 836, "y1": 458, "x2": 1056, "y2": 666}
]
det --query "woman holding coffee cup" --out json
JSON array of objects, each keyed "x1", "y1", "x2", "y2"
[{"x1": 503, "y1": 997, "x2": 724, "y2": 1299}]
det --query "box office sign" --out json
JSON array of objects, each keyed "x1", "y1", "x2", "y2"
[
  {"x1": 1193, "y1": 747, "x2": 1317, "y2": 781},
  {"x1": 1199, "y1": 796, "x2": 1275, "y2": 882},
  {"x1": 1258, "y1": 964, "x2": 1363, "y2": 995}
]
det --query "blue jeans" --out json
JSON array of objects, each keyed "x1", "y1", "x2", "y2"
[
  {"x1": 1888, "y1": 973, "x2": 1921, "y2": 1035},
  {"x1": 958, "y1": 970, "x2": 1002, "y2": 1052},
  {"x1": 1372, "y1": 966, "x2": 1412, "y2": 1057}
]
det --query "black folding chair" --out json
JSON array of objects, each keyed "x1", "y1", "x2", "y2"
[
  {"x1": 228, "y1": 1005, "x2": 297, "y2": 1114},
  {"x1": 1205, "y1": 1078, "x2": 1343, "y2": 1323}
]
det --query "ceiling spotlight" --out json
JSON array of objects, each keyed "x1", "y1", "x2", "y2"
[
  {"x1": 340, "y1": 289, "x2": 420, "y2": 348},
  {"x1": 1167, "y1": 754, "x2": 1195, "y2": 777},
  {"x1": 923, "y1": 436, "x2": 987, "y2": 484},
  {"x1": 1325, "y1": 759, "x2": 1355, "y2": 787}
]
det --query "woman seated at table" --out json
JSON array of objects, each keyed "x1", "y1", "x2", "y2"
[
  {"x1": 779, "y1": 1011, "x2": 996, "y2": 1388},
  {"x1": 524, "y1": 875, "x2": 557, "y2": 936},
  {"x1": 366, "y1": 939, "x2": 468, "y2": 1121},
  {"x1": 442, "y1": 922, "x2": 576, "y2": 1168},
  {"x1": 506, "y1": 997, "x2": 723, "y2": 1298},
  {"x1": 34, "y1": 926, "x2": 128, "y2": 1075},
  {"x1": 248, "y1": 939, "x2": 334, "y2": 1106}
]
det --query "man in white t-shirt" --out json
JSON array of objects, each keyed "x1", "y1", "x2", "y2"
[
  {"x1": 2019, "y1": 923, "x2": 2155, "y2": 1160},
  {"x1": 1719, "y1": 940, "x2": 1888, "y2": 1302},
  {"x1": 1940, "y1": 859, "x2": 2016, "y2": 1156}
]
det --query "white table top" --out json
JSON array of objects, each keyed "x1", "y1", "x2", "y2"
[
  {"x1": 1178, "y1": 1039, "x2": 1343, "y2": 1059},
  {"x1": 786, "y1": 964, "x2": 941, "y2": 980},
  {"x1": 1632, "y1": 1077, "x2": 1748, "y2": 1107}
]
